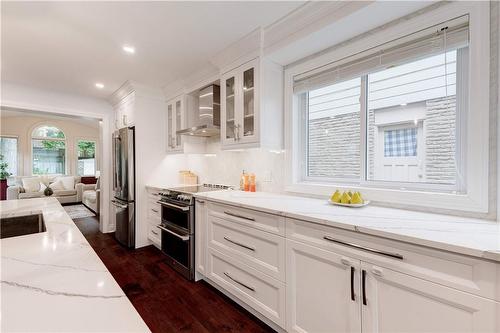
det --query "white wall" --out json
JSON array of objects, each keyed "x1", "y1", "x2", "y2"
[
  {"x1": 0, "y1": 82, "x2": 114, "y2": 233},
  {"x1": 1, "y1": 115, "x2": 99, "y2": 176}
]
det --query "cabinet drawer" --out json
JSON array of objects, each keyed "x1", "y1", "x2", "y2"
[
  {"x1": 208, "y1": 202, "x2": 285, "y2": 236},
  {"x1": 208, "y1": 215, "x2": 285, "y2": 281},
  {"x1": 207, "y1": 248, "x2": 285, "y2": 328},
  {"x1": 148, "y1": 222, "x2": 161, "y2": 248},
  {"x1": 147, "y1": 199, "x2": 161, "y2": 221},
  {"x1": 287, "y1": 218, "x2": 500, "y2": 301}
]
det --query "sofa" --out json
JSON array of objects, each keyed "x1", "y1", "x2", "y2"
[
  {"x1": 81, "y1": 178, "x2": 100, "y2": 214},
  {"x1": 6, "y1": 175, "x2": 90, "y2": 204}
]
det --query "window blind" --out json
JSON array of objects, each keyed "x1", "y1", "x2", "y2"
[{"x1": 293, "y1": 15, "x2": 469, "y2": 94}]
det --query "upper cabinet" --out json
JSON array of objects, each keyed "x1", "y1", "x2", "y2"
[
  {"x1": 221, "y1": 57, "x2": 283, "y2": 150},
  {"x1": 166, "y1": 95, "x2": 185, "y2": 153},
  {"x1": 114, "y1": 92, "x2": 135, "y2": 129}
]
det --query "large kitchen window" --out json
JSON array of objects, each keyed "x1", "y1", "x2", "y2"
[
  {"x1": 77, "y1": 140, "x2": 96, "y2": 176},
  {"x1": 0, "y1": 136, "x2": 18, "y2": 176},
  {"x1": 287, "y1": 3, "x2": 490, "y2": 213},
  {"x1": 296, "y1": 16, "x2": 468, "y2": 193},
  {"x1": 32, "y1": 125, "x2": 66, "y2": 175}
]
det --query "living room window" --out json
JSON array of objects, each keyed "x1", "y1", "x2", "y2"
[
  {"x1": 0, "y1": 136, "x2": 18, "y2": 176},
  {"x1": 77, "y1": 140, "x2": 96, "y2": 176},
  {"x1": 286, "y1": 2, "x2": 490, "y2": 213},
  {"x1": 32, "y1": 125, "x2": 66, "y2": 175}
]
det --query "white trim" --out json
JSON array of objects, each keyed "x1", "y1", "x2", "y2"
[{"x1": 284, "y1": 2, "x2": 490, "y2": 213}]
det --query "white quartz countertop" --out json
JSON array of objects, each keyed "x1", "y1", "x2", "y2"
[
  {"x1": 0, "y1": 198, "x2": 150, "y2": 333},
  {"x1": 193, "y1": 190, "x2": 500, "y2": 263}
]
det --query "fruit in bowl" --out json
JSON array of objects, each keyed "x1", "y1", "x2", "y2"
[
  {"x1": 329, "y1": 190, "x2": 366, "y2": 206},
  {"x1": 330, "y1": 190, "x2": 341, "y2": 203}
]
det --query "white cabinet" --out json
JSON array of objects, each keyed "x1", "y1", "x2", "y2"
[
  {"x1": 146, "y1": 189, "x2": 161, "y2": 249},
  {"x1": 287, "y1": 240, "x2": 361, "y2": 333},
  {"x1": 361, "y1": 262, "x2": 499, "y2": 333},
  {"x1": 195, "y1": 198, "x2": 207, "y2": 281},
  {"x1": 286, "y1": 237, "x2": 500, "y2": 333},
  {"x1": 114, "y1": 92, "x2": 135, "y2": 129},
  {"x1": 166, "y1": 95, "x2": 185, "y2": 153},
  {"x1": 221, "y1": 58, "x2": 282, "y2": 150}
]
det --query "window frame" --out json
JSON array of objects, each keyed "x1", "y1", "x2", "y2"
[
  {"x1": 76, "y1": 138, "x2": 98, "y2": 176},
  {"x1": 30, "y1": 124, "x2": 68, "y2": 176},
  {"x1": 0, "y1": 135, "x2": 19, "y2": 177},
  {"x1": 284, "y1": 2, "x2": 490, "y2": 213}
]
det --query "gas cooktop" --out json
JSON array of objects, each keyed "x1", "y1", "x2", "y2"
[{"x1": 158, "y1": 183, "x2": 233, "y2": 205}]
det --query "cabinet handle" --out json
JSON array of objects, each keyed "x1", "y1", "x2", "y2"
[
  {"x1": 196, "y1": 199, "x2": 205, "y2": 204},
  {"x1": 224, "y1": 272, "x2": 255, "y2": 292},
  {"x1": 362, "y1": 269, "x2": 367, "y2": 306},
  {"x1": 224, "y1": 236, "x2": 255, "y2": 251},
  {"x1": 323, "y1": 236, "x2": 404, "y2": 260},
  {"x1": 224, "y1": 211, "x2": 255, "y2": 221},
  {"x1": 350, "y1": 266, "x2": 356, "y2": 301},
  {"x1": 152, "y1": 209, "x2": 159, "y2": 213},
  {"x1": 151, "y1": 230, "x2": 158, "y2": 235}
]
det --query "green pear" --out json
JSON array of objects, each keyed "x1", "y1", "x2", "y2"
[
  {"x1": 340, "y1": 192, "x2": 351, "y2": 204},
  {"x1": 351, "y1": 192, "x2": 363, "y2": 204},
  {"x1": 331, "y1": 190, "x2": 341, "y2": 203}
]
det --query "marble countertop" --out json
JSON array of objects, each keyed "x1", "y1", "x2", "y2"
[
  {"x1": 194, "y1": 190, "x2": 500, "y2": 263},
  {"x1": 0, "y1": 198, "x2": 150, "y2": 333}
]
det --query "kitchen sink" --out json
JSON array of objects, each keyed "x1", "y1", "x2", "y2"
[{"x1": 0, "y1": 214, "x2": 46, "y2": 239}]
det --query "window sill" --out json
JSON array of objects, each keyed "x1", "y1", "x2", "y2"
[{"x1": 284, "y1": 181, "x2": 488, "y2": 214}]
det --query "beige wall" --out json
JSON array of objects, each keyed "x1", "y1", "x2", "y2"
[{"x1": 1, "y1": 115, "x2": 99, "y2": 176}]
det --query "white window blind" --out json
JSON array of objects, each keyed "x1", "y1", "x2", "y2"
[{"x1": 293, "y1": 15, "x2": 469, "y2": 94}]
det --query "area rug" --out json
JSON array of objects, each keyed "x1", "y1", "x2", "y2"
[{"x1": 64, "y1": 204, "x2": 96, "y2": 219}]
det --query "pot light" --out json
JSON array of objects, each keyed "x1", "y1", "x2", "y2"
[
  {"x1": 95, "y1": 83, "x2": 104, "y2": 89},
  {"x1": 122, "y1": 45, "x2": 135, "y2": 54}
]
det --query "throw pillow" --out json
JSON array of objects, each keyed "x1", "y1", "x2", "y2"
[
  {"x1": 22, "y1": 177, "x2": 41, "y2": 193},
  {"x1": 49, "y1": 180, "x2": 65, "y2": 191},
  {"x1": 55, "y1": 176, "x2": 75, "y2": 190},
  {"x1": 39, "y1": 183, "x2": 47, "y2": 192}
]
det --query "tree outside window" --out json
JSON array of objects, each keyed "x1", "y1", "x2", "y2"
[
  {"x1": 77, "y1": 140, "x2": 96, "y2": 176},
  {"x1": 32, "y1": 126, "x2": 66, "y2": 175}
]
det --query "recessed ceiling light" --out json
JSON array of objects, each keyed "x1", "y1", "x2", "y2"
[
  {"x1": 122, "y1": 45, "x2": 135, "y2": 54},
  {"x1": 95, "y1": 83, "x2": 104, "y2": 89}
]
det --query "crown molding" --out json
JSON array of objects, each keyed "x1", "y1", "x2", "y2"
[{"x1": 109, "y1": 80, "x2": 163, "y2": 106}]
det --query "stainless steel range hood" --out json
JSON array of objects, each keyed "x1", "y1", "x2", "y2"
[{"x1": 177, "y1": 85, "x2": 220, "y2": 137}]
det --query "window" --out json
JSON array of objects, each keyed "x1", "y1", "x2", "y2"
[
  {"x1": 32, "y1": 125, "x2": 66, "y2": 175},
  {"x1": 0, "y1": 137, "x2": 18, "y2": 176},
  {"x1": 77, "y1": 140, "x2": 96, "y2": 176},
  {"x1": 296, "y1": 15, "x2": 468, "y2": 192}
]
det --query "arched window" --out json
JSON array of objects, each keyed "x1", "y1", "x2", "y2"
[{"x1": 32, "y1": 125, "x2": 66, "y2": 175}]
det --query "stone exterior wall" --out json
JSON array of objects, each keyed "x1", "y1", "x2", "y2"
[
  {"x1": 308, "y1": 96, "x2": 456, "y2": 183},
  {"x1": 424, "y1": 96, "x2": 456, "y2": 184}
]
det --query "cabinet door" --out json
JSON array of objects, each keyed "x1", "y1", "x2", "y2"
[
  {"x1": 195, "y1": 199, "x2": 207, "y2": 281},
  {"x1": 221, "y1": 71, "x2": 237, "y2": 145},
  {"x1": 287, "y1": 240, "x2": 361, "y2": 333},
  {"x1": 174, "y1": 98, "x2": 183, "y2": 150},
  {"x1": 237, "y1": 59, "x2": 259, "y2": 145},
  {"x1": 361, "y1": 262, "x2": 500, "y2": 333},
  {"x1": 166, "y1": 102, "x2": 174, "y2": 151}
]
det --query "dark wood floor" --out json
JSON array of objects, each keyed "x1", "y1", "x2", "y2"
[{"x1": 74, "y1": 216, "x2": 276, "y2": 333}]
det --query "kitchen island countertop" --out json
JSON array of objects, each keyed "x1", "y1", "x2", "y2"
[{"x1": 0, "y1": 197, "x2": 150, "y2": 333}]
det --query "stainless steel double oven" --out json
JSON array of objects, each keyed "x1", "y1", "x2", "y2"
[{"x1": 157, "y1": 193, "x2": 195, "y2": 280}]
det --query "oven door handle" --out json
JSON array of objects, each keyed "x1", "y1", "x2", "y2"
[
  {"x1": 158, "y1": 225, "x2": 190, "y2": 241},
  {"x1": 111, "y1": 200, "x2": 128, "y2": 209},
  {"x1": 156, "y1": 201, "x2": 190, "y2": 212}
]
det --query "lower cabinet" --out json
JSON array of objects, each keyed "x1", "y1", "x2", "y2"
[
  {"x1": 286, "y1": 239, "x2": 500, "y2": 333},
  {"x1": 195, "y1": 199, "x2": 207, "y2": 280}
]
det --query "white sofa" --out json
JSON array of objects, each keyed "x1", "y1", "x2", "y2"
[
  {"x1": 81, "y1": 179, "x2": 100, "y2": 214},
  {"x1": 6, "y1": 175, "x2": 89, "y2": 204}
]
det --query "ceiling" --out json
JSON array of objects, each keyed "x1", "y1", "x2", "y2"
[{"x1": 1, "y1": 1, "x2": 304, "y2": 100}]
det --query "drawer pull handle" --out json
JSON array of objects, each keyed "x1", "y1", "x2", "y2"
[
  {"x1": 323, "y1": 236, "x2": 404, "y2": 260},
  {"x1": 350, "y1": 266, "x2": 355, "y2": 301},
  {"x1": 196, "y1": 200, "x2": 205, "y2": 204},
  {"x1": 362, "y1": 269, "x2": 367, "y2": 306},
  {"x1": 152, "y1": 209, "x2": 159, "y2": 213},
  {"x1": 224, "y1": 236, "x2": 255, "y2": 251},
  {"x1": 224, "y1": 272, "x2": 255, "y2": 292},
  {"x1": 151, "y1": 230, "x2": 158, "y2": 235},
  {"x1": 224, "y1": 211, "x2": 255, "y2": 221}
]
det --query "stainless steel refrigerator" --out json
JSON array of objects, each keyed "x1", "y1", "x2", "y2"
[{"x1": 112, "y1": 127, "x2": 135, "y2": 248}]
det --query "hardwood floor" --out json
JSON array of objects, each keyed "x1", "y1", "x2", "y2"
[{"x1": 73, "y1": 216, "x2": 276, "y2": 333}]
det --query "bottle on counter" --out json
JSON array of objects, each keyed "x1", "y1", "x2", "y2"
[
  {"x1": 249, "y1": 173, "x2": 256, "y2": 192},
  {"x1": 244, "y1": 173, "x2": 250, "y2": 192},
  {"x1": 240, "y1": 170, "x2": 246, "y2": 191}
]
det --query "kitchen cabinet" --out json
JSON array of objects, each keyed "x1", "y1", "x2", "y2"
[
  {"x1": 221, "y1": 58, "x2": 283, "y2": 150},
  {"x1": 146, "y1": 189, "x2": 161, "y2": 249},
  {"x1": 166, "y1": 95, "x2": 185, "y2": 153},
  {"x1": 114, "y1": 92, "x2": 135, "y2": 129},
  {"x1": 287, "y1": 240, "x2": 361, "y2": 333},
  {"x1": 195, "y1": 198, "x2": 207, "y2": 281},
  {"x1": 361, "y1": 262, "x2": 499, "y2": 333}
]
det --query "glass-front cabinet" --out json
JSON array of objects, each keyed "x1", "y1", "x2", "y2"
[
  {"x1": 166, "y1": 96, "x2": 185, "y2": 153},
  {"x1": 221, "y1": 58, "x2": 259, "y2": 147}
]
